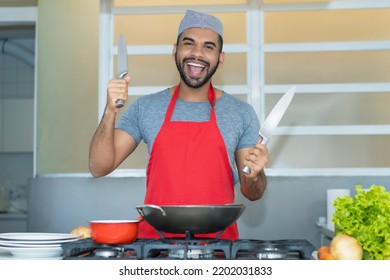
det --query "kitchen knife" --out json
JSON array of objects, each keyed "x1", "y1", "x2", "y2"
[
  {"x1": 115, "y1": 34, "x2": 128, "y2": 108},
  {"x1": 243, "y1": 85, "x2": 296, "y2": 174}
]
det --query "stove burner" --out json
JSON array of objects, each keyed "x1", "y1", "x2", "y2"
[
  {"x1": 256, "y1": 248, "x2": 287, "y2": 260},
  {"x1": 169, "y1": 249, "x2": 213, "y2": 259},
  {"x1": 143, "y1": 238, "x2": 232, "y2": 259},
  {"x1": 94, "y1": 248, "x2": 119, "y2": 258},
  {"x1": 231, "y1": 239, "x2": 315, "y2": 260},
  {"x1": 61, "y1": 238, "x2": 148, "y2": 260}
]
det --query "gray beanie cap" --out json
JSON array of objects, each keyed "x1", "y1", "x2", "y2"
[{"x1": 178, "y1": 10, "x2": 223, "y2": 38}]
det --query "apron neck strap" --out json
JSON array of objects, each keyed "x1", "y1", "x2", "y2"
[
  {"x1": 208, "y1": 83, "x2": 216, "y2": 107},
  {"x1": 164, "y1": 83, "x2": 216, "y2": 123},
  {"x1": 172, "y1": 83, "x2": 216, "y2": 106}
]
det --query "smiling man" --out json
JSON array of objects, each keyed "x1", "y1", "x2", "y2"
[{"x1": 89, "y1": 10, "x2": 269, "y2": 240}]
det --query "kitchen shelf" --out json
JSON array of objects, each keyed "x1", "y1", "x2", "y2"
[{"x1": 275, "y1": 125, "x2": 390, "y2": 136}]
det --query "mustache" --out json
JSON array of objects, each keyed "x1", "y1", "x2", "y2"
[{"x1": 183, "y1": 57, "x2": 210, "y2": 68}]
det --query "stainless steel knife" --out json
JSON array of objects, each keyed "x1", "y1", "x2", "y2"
[
  {"x1": 243, "y1": 85, "x2": 296, "y2": 174},
  {"x1": 115, "y1": 34, "x2": 128, "y2": 108}
]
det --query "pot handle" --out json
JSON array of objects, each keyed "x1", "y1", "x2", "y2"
[{"x1": 135, "y1": 204, "x2": 167, "y2": 216}]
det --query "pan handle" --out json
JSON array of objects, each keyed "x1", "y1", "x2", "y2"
[{"x1": 135, "y1": 204, "x2": 167, "y2": 216}]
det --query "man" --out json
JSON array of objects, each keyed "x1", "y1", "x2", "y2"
[{"x1": 89, "y1": 10, "x2": 269, "y2": 239}]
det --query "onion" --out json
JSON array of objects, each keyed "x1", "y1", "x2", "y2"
[{"x1": 330, "y1": 234, "x2": 363, "y2": 260}]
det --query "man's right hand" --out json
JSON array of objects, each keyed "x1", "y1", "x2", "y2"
[{"x1": 107, "y1": 74, "x2": 131, "y2": 111}]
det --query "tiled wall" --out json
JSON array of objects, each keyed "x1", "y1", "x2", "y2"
[
  {"x1": 0, "y1": 153, "x2": 31, "y2": 213},
  {"x1": 0, "y1": 38, "x2": 35, "y2": 99},
  {"x1": 0, "y1": 38, "x2": 35, "y2": 214}
]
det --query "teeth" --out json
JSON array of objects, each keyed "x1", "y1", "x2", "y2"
[{"x1": 187, "y1": 62, "x2": 205, "y2": 68}]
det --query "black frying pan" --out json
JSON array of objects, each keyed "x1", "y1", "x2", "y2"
[{"x1": 135, "y1": 204, "x2": 245, "y2": 235}]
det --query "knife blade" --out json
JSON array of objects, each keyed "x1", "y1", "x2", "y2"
[
  {"x1": 243, "y1": 85, "x2": 296, "y2": 174},
  {"x1": 115, "y1": 34, "x2": 128, "y2": 108}
]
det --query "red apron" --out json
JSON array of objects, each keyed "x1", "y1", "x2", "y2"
[{"x1": 139, "y1": 84, "x2": 237, "y2": 239}]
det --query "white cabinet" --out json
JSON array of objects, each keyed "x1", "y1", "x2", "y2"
[{"x1": 1, "y1": 99, "x2": 34, "y2": 152}]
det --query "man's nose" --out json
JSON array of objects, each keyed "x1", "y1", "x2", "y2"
[{"x1": 190, "y1": 43, "x2": 205, "y2": 57}]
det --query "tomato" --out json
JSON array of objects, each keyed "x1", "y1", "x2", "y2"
[
  {"x1": 317, "y1": 246, "x2": 334, "y2": 260},
  {"x1": 321, "y1": 252, "x2": 335, "y2": 260}
]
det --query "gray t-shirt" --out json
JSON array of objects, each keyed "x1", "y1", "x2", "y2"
[{"x1": 117, "y1": 88, "x2": 260, "y2": 184}]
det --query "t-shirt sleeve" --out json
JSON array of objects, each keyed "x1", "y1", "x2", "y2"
[
  {"x1": 116, "y1": 98, "x2": 143, "y2": 144},
  {"x1": 236, "y1": 105, "x2": 260, "y2": 150}
]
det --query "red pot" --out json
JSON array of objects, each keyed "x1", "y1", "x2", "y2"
[{"x1": 89, "y1": 219, "x2": 141, "y2": 244}]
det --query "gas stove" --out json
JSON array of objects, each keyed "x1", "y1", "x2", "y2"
[{"x1": 61, "y1": 238, "x2": 314, "y2": 260}]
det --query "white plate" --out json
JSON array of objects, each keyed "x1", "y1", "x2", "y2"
[
  {"x1": 0, "y1": 241, "x2": 62, "y2": 248},
  {"x1": 0, "y1": 245, "x2": 63, "y2": 258},
  {"x1": 0, "y1": 238, "x2": 79, "y2": 245},
  {"x1": 0, "y1": 251, "x2": 13, "y2": 259},
  {"x1": 0, "y1": 246, "x2": 8, "y2": 253},
  {"x1": 0, "y1": 232, "x2": 79, "y2": 244}
]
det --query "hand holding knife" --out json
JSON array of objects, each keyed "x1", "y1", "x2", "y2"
[
  {"x1": 243, "y1": 86, "x2": 296, "y2": 175},
  {"x1": 115, "y1": 34, "x2": 128, "y2": 108}
]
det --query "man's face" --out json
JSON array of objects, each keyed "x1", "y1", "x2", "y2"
[{"x1": 174, "y1": 28, "x2": 224, "y2": 89}]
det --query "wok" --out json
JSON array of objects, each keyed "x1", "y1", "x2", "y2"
[{"x1": 135, "y1": 204, "x2": 245, "y2": 235}]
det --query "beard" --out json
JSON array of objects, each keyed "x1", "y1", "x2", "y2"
[{"x1": 175, "y1": 53, "x2": 219, "y2": 89}]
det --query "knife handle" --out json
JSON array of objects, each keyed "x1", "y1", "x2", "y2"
[
  {"x1": 242, "y1": 135, "x2": 268, "y2": 175},
  {"x1": 115, "y1": 99, "x2": 125, "y2": 108},
  {"x1": 242, "y1": 165, "x2": 251, "y2": 175},
  {"x1": 115, "y1": 71, "x2": 128, "y2": 108}
]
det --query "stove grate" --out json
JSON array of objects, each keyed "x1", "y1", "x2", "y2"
[
  {"x1": 231, "y1": 239, "x2": 315, "y2": 260},
  {"x1": 143, "y1": 238, "x2": 232, "y2": 260},
  {"x1": 61, "y1": 238, "x2": 315, "y2": 260}
]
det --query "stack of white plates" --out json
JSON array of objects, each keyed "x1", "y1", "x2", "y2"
[{"x1": 0, "y1": 232, "x2": 80, "y2": 259}]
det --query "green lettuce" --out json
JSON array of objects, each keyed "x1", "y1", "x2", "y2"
[{"x1": 332, "y1": 184, "x2": 390, "y2": 260}]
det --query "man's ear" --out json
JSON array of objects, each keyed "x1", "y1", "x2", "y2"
[
  {"x1": 172, "y1": 43, "x2": 177, "y2": 60},
  {"x1": 218, "y1": 51, "x2": 225, "y2": 67}
]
